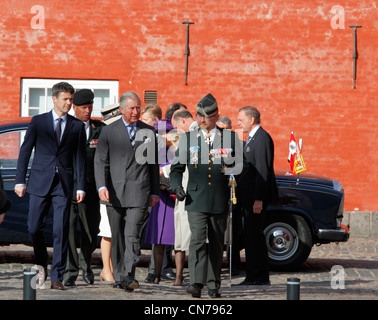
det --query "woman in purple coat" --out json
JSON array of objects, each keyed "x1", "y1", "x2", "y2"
[{"x1": 144, "y1": 119, "x2": 179, "y2": 283}]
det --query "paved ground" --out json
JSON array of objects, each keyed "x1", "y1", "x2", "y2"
[{"x1": 0, "y1": 237, "x2": 377, "y2": 302}]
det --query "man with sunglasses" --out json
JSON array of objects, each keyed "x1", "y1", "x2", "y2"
[{"x1": 170, "y1": 93, "x2": 244, "y2": 298}]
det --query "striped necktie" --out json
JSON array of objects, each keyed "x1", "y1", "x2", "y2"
[
  {"x1": 55, "y1": 118, "x2": 62, "y2": 145},
  {"x1": 129, "y1": 126, "x2": 136, "y2": 149},
  {"x1": 245, "y1": 135, "x2": 252, "y2": 149}
]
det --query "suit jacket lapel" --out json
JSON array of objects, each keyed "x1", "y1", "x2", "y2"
[
  {"x1": 87, "y1": 121, "x2": 93, "y2": 142},
  {"x1": 47, "y1": 111, "x2": 63, "y2": 149},
  {"x1": 114, "y1": 118, "x2": 129, "y2": 145},
  {"x1": 134, "y1": 120, "x2": 157, "y2": 151},
  {"x1": 247, "y1": 126, "x2": 262, "y2": 150},
  {"x1": 134, "y1": 120, "x2": 144, "y2": 151},
  {"x1": 88, "y1": 119, "x2": 99, "y2": 142},
  {"x1": 113, "y1": 119, "x2": 135, "y2": 167},
  {"x1": 46, "y1": 111, "x2": 57, "y2": 145},
  {"x1": 60, "y1": 115, "x2": 73, "y2": 147},
  {"x1": 212, "y1": 128, "x2": 222, "y2": 149},
  {"x1": 117, "y1": 119, "x2": 138, "y2": 152}
]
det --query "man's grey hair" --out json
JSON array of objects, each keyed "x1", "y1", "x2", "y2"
[
  {"x1": 119, "y1": 91, "x2": 141, "y2": 108},
  {"x1": 217, "y1": 116, "x2": 232, "y2": 127},
  {"x1": 239, "y1": 106, "x2": 261, "y2": 124}
]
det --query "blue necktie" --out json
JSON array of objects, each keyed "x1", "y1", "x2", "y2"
[
  {"x1": 55, "y1": 118, "x2": 62, "y2": 145},
  {"x1": 129, "y1": 126, "x2": 136, "y2": 149}
]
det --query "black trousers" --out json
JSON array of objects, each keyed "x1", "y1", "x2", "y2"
[
  {"x1": 63, "y1": 196, "x2": 100, "y2": 281},
  {"x1": 242, "y1": 207, "x2": 269, "y2": 282}
]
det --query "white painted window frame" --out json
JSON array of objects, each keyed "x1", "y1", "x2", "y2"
[{"x1": 21, "y1": 78, "x2": 119, "y2": 117}]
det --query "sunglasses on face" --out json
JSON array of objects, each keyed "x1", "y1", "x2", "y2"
[{"x1": 196, "y1": 112, "x2": 218, "y2": 120}]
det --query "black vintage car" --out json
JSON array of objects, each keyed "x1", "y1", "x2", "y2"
[
  {"x1": 0, "y1": 118, "x2": 349, "y2": 269},
  {"x1": 264, "y1": 170, "x2": 349, "y2": 269}
]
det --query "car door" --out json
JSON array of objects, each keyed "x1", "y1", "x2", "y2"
[{"x1": 0, "y1": 126, "x2": 53, "y2": 245}]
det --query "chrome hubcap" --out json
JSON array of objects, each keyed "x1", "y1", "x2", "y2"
[{"x1": 264, "y1": 222, "x2": 299, "y2": 261}]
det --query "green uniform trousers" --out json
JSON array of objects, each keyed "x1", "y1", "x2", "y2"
[{"x1": 187, "y1": 210, "x2": 228, "y2": 290}]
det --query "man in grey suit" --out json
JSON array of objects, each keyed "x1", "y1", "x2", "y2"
[{"x1": 94, "y1": 91, "x2": 159, "y2": 292}]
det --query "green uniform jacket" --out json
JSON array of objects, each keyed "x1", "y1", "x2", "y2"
[{"x1": 170, "y1": 127, "x2": 244, "y2": 214}]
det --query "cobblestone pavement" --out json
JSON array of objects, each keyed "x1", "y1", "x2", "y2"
[{"x1": 0, "y1": 237, "x2": 377, "y2": 301}]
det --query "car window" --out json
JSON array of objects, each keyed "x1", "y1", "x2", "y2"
[{"x1": 0, "y1": 129, "x2": 34, "y2": 191}]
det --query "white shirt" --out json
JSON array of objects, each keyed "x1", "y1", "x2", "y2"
[
  {"x1": 247, "y1": 124, "x2": 261, "y2": 140},
  {"x1": 201, "y1": 127, "x2": 217, "y2": 144},
  {"x1": 52, "y1": 109, "x2": 68, "y2": 140},
  {"x1": 84, "y1": 120, "x2": 90, "y2": 140}
]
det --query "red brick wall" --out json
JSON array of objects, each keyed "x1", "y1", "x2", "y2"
[{"x1": 0, "y1": 0, "x2": 377, "y2": 211}]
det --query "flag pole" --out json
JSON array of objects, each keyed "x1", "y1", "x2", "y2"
[
  {"x1": 227, "y1": 174, "x2": 237, "y2": 287},
  {"x1": 296, "y1": 137, "x2": 303, "y2": 184},
  {"x1": 290, "y1": 132, "x2": 306, "y2": 181}
]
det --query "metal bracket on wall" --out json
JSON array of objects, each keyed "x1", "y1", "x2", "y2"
[
  {"x1": 182, "y1": 21, "x2": 194, "y2": 85},
  {"x1": 349, "y1": 25, "x2": 362, "y2": 89}
]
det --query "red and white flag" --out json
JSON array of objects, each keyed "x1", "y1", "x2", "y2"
[
  {"x1": 288, "y1": 131, "x2": 297, "y2": 172},
  {"x1": 288, "y1": 131, "x2": 306, "y2": 175}
]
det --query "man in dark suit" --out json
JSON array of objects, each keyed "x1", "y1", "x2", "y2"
[
  {"x1": 15, "y1": 82, "x2": 87, "y2": 290},
  {"x1": 170, "y1": 93, "x2": 244, "y2": 298},
  {"x1": 236, "y1": 106, "x2": 278, "y2": 286},
  {"x1": 94, "y1": 91, "x2": 159, "y2": 292},
  {"x1": 63, "y1": 89, "x2": 105, "y2": 286}
]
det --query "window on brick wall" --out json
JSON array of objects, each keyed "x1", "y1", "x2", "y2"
[{"x1": 21, "y1": 79, "x2": 119, "y2": 118}]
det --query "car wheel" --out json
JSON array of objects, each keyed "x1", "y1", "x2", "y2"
[{"x1": 264, "y1": 213, "x2": 313, "y2": 270}]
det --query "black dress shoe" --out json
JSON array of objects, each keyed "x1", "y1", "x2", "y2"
[
  {"x1": 161, "y1": 272, "x2": 176, "y2": 280},
  {"x1": 145, "y1": 273, "x2": 155, "y2": 283},
  {"x1": 112, "y1": 281, "x2": 125, "y2": 289},
  {"x1": 83, "y1": 272, "x2": 94, "y2": 284},
  {"x1": 251, "y1": 280, "x2": 271, "y2": 286},
  {"x1": 231, "y1": 268, "x2": 240, "y2": 276},
  {"x1": 233, "y1": 279, "x2": 271, "y2": 286},
  {"x1": 187, "y1": 284, "x2": 202, "y2": 298},
  {"x1": 232, "y1": 279, "x2": 254, "y2": 286},
  {"x1": 51, "y1": 280, "x2": 65, "y2": 290},
  {"x1": 64, "y1": 278, "x2": 77, "y2": 287},
  {"x1": 208, "y1": 289, "x2": 221, "y2": 298},
  {"x1": 124, "y1": 275, "x2": 139, "y2": 292}
]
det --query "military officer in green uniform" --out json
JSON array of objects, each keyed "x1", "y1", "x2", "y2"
[{"x1": 170, "y1": 93, "x2": 244, "y2": 298}]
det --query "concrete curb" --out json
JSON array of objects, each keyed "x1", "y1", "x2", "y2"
[{"x1": 347, "y1": 211, "x2": 378, "y2": 238}]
